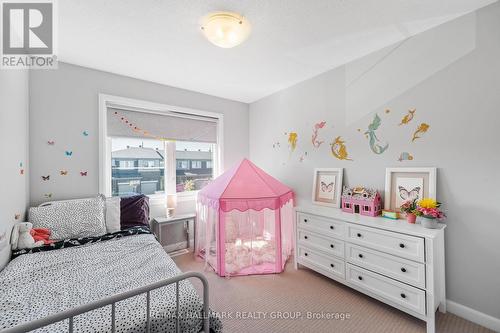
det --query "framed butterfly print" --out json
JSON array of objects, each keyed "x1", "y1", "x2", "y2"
[
  {"x1": 312, "y1": 168, "x2": 343, "y2": 208},
  {"x1": 384, "y1": 167, "x2": 437, "y2": 212}
]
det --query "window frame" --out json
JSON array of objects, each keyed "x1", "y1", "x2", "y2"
[{"x1": 99, "y1": 94, "x2": 223, "y2": 203}]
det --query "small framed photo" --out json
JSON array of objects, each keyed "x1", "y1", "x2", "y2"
[
  {"x1": 385, "y1": 167, "x2": 437, "y2": 211},
  {"x1": 312, "y1": 168, "x2": 343, "y2": 208}
]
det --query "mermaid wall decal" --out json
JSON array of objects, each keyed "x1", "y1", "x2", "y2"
[
  {"x1": 365, "y1": 114, "x2": 389, "y2": 155},
  {"x1": 311, "y1": 121, "x2": 326, "y2": 148}
]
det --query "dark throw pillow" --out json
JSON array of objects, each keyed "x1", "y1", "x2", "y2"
[{"x1": 120, "y1": 194, "x2": 150, "y2": 229}]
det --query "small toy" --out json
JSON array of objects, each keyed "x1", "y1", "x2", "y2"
[
  {"x1": 341, "y1": 186, "x2": 382, "y2": 217},
  {"x1": 11, "y1": 222, "x2": 45, "y2": 250},
  {"x1": 382, "y1": 210, "x2": 400, "y2": 220},
  {"x1": 30, "y1": 228, "x2": 54, "y2": 245}
]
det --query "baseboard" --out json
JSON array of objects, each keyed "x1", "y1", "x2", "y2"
[{"x1": 447, "y1": 300, "x2": 500, "y2": 332}]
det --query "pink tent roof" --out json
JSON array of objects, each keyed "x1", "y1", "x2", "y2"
[{"x1": 198, "y1": 159, "x2": 294, "y2": 212}]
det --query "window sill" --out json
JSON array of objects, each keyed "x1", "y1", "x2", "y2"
[
  {"x1": 145, "y1": 192, "x2": 198, "y2": 205},
  {"x1": 176, "y1": 191, "x2": 199, "y2": 202}
]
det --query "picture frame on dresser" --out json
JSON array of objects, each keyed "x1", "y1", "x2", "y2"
[
  {"x1": 384, "y1": 167, "x2": 437, "y2": 212},
  {"x1": 312, "y1": 168, "x2": 343, "y2": 208}
]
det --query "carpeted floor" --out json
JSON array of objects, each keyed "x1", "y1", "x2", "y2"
[{"x1": 174, "y1": 253, "x2": 494, "y2": 333}]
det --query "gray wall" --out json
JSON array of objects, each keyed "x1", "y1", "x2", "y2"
[
  {"x1": 29, "y1": 62, "x2": 249, "y2": 206},
  {"x1": 250, "y1": 3, "x2": 500, "y2": 320},
  {"x1": 0, "y1": 70, "x2": 29, "y2": 270}
]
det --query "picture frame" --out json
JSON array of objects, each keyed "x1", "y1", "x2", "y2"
[
  {"x1": 384, "y1": 167, "x2": 437, "y2": 212},
  {"x1": 312, "y1": 168, "x2": 343, "y2": 208}
]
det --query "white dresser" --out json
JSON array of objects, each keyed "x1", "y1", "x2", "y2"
[{"x1": 295, "y1": 205, "x2": 446, "y2": 333}]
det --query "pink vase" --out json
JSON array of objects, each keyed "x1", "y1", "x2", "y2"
[{"x1": 406, "y1": 213, "x2": 417, "y2": 224}]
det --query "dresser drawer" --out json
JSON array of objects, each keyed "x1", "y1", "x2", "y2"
[
  {"x1": 297, "y1": 213, "x2": 345, "y2": 239},
  {"x1": 347, "y1": 224, "x2": 425, "y2": 262},
  {"x1": 347, "y1": 264, "x2": 426, "y2": 315},
  {"x1": 297, "y1": 228, "x2": 344, "y2": 258},
  {"x1": 346, "y1": 243, "x2": 425, "y2": 288},
  {"x1": 297, "y1": 246, "x2": 345, "y2": 279}
]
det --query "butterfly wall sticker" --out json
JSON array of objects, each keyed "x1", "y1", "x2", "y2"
[
  {"x1": 14, "y1": 214, "x2": 21, "y2": 220},
  {"x1": 321, "y1": 181, "x2": 334, "y2": 193},
  {"x1": 398, "y1": 186, "x2": 421, "y2": 201},
  {"x1": 80, "y1": 171, "x2": 88, "y2": 176},
  {"x1": 41, "y1": 175, "x2": 50, "y2": 181},
  {"x1": 44, "y1": 193, "x2": 53, "y2": 199},
  {"x1": 65, "y1": 151, "x2": 73, "y2": 156},
  {"x1": 60, "y1": 170, "x2": 68, "y2": 176},
  {"x1": 82, "y1": 130, "x2": 89, "y2": 136}
]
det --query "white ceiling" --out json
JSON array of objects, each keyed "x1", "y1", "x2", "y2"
[{"x1": 58, "y1": 0, "x2": 497, "y2": 103}]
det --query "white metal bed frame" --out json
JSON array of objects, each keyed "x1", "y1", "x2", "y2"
[{"x1": 1, "y1": 271, "x2": 210, "y2": 333}]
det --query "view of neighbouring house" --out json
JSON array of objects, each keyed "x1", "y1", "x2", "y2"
[{"x1": 111, "y1": 146, "x2": 213, "y2": 196}]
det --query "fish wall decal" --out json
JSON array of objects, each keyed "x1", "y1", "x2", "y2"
[
  {"x1": 398, "y1": 152, "x2": 414, "y2": 162},
  {"x1": 412, "y1": 123, "x2": 430, "y2": 142},
  {"x1": 399, "y1": 108, "x2": 416, "y2": 126}
]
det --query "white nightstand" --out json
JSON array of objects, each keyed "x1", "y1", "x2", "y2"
[{"x1": 152, "y1": 213, "x2": 196, "y2": 256}]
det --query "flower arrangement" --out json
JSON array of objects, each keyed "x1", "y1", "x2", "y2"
[
  {"x1": 400, "y1": 199, "x2": 418, "y2": 224},
  {"x1": 400, "y1": 199, "x2": 418, "y2": 214},
  {"x1": 415, "y1": 198, "x2": 446, "y2": 220}
]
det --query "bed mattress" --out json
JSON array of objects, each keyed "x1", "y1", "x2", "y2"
[{"x1": 0, "y1": 231, "x2": 222, "y2": 333}]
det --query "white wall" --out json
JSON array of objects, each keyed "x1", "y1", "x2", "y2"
[
  {"x1": 0, "y1": 70, "x2": 29, "y2": 269},
  {"x1": 250, "y1": 3, "x2": 500, "y2": 322},
  {"x1": 29, "y1": 62, "x2": 249, "y2": 209}
]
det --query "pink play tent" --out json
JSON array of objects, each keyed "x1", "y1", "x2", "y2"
[{"x1": 195, "y1": 159, "x2": 294, "y2": 277}]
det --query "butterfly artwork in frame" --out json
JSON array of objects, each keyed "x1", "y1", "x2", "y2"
[
  {"x1": 312, "y1": 168, "x2": 344, "y2": 208},
  {"x1": 385, "y1": 167, "x2": 437, "y2": 212}
]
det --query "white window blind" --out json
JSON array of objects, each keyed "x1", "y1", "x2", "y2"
[{"x1": 107, "y1": 107, "x2": 218, "y2": 143}]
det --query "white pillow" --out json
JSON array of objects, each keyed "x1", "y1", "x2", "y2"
[
  {"x1": 105, "y1": 197, "x2": 121, "y2": 233},
  {"x1": 29, "y1": 195, "x2": 106, "y2": 240}
]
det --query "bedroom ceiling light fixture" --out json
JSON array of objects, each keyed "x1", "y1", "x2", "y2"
[{"x1": 201, "y1": 12, "x2": 251, "y2": 48}]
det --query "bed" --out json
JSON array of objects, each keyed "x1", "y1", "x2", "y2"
[{"x1": 0, "y1": 226, "x2": 222, "y2": 333}]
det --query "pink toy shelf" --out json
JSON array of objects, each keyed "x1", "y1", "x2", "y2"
[
  {"x1": 341, "y1": 186, "x2": 382, "y2": 217},
  {"x1": 195, "y1": 159, "x2": 294, "y2": 278}
]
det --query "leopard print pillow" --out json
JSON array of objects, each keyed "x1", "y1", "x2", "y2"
[{"x1": 29, "y1": 195, "x2": 106, "y2": 240}]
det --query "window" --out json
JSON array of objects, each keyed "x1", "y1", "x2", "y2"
[
  {"x1": 110, "y1": 138, "x2": 216, "y2": 197},
  {"x1": 176, "y1": 142, "x2": 214, "y2": 193},
  {"x1": 177, "y1": 160, "x2": 189, "y2": 170},
  {"x1": 111, "y1": 138, "x2": 165, "y2": 197},
  {"x1": 119, "y1": 160, "x2": 135, "y2": 168},
  {"x1": 100, "y1": 95, "x2": 222, "y2": 200}
]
